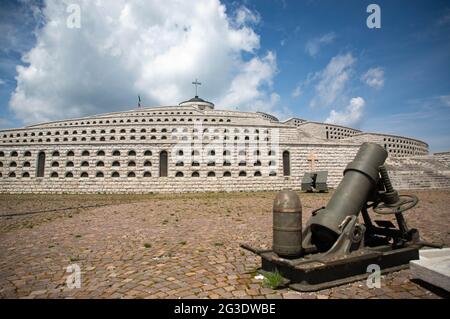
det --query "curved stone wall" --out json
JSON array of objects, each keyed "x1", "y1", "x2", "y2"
[
  {"x1": 0, "y1": 103, "x2": 435, "y2": 193},
  {"x1": 345, "y1": 133, "x2": 428, "y2": 157}
]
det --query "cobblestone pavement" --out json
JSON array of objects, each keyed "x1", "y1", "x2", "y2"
[{"x1": 0, "y1": 190, "x2": 449, "y2": 299}]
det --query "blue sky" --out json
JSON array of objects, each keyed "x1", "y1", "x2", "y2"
[{"x1": 0, "y1": 0, "x2": 449, "y2": 152}]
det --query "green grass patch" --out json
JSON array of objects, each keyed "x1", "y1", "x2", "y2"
[{"x1": 263, "y1": 270, "x2": 285, "y2": 289}]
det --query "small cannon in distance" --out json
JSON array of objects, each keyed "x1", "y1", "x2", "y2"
[{"x1": 242, "y1": 142, "x2": 441, "y2": 291}]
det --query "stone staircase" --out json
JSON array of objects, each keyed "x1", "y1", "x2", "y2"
[{"x1": 386, "y1": 153, "x2": 450, "y2": 189}]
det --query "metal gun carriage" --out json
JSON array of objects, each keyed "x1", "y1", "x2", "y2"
[{"x1": 242, "y1": 142, "x2": 441, "y2": 291}]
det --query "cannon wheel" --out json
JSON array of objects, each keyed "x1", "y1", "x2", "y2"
[{"x1": 373, "y1": 194, "x2": 419, "y2": 215}]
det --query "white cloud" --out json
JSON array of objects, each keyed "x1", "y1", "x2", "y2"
[
  {"x1": 310, "y1": 53, "x2": 355, "y2": 108},
  {"x1": 0, "y1": 2, "x2": 44, "y2": 55},
  {"x1": 9, "y1": 0, "x2": 278, "y2": 124},
  {"x1": 325, "y1": 97, "x2": 365, "y2": 127},
  {"x1": 361, "y1": 67, "x2": 384, "y2": 89},
  {"x1": 234, "y1": 6, "x2": 261, "y2": 26},
  {"x1": 440, "y1": 95, "x2": 450, "y2": 107},
  {"x1": 305, "y1": 32, "x2": 336, "y2": 57},
  {"x1": 291, "y1": 84, "x2": 302, "y2": 98},
  {"x1": 0, "y1": 79, "x2": 5, "y2": 85},
  {"x1": 218, "y1": 51, "x2": 278, "y2": 112}
]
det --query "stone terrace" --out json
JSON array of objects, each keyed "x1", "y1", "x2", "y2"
[{"x1": 0, "y1": 191, "x2": 449, "y2": 299}]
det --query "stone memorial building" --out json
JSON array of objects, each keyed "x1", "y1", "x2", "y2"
[{"x1": 0, "y1": 93, "x2": 448, "y2": 194}]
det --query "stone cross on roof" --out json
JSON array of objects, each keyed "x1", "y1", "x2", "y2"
[
  {"x1": 192, "y1": 79, "x2": 202, "y2": 97},
  {"x1": 192, "y1": 78, "x2": 201, "y2": 97},
  {"x1": 307, "y1": 152, "x2": 318, "y2": 171}
]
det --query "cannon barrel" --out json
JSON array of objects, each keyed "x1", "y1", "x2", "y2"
[{"x1": 309, "y1": 142, "x2": 388, "y2": 252}]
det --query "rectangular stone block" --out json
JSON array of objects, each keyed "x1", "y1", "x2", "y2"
[
  {"x1": 410, "y1": 248, "x2": 450, "y2": 292},
  {"x1": 315, "y1": 170, "x2": 328, "y2": 192},
  {"x1": 301, "y1": 172, "x2": 314, "y2": 192}
]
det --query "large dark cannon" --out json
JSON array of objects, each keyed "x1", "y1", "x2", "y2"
[
  {"x1": 241, "y1": 142, "x2": 441, "y2": 291},
  {"x1": 309, "y1": 143, "x2": 387, "y2": 252}
]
